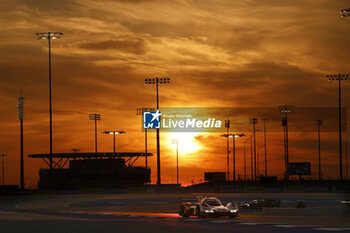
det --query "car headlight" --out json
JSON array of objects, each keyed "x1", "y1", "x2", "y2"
[
  {"x1": 205, "y1": 210, "x2": 214, "y2": 213},
  {"x1": 230, "y1": 209, "x2": 237, "y2": 213}
]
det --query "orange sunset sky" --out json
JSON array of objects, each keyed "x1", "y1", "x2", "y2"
[{"x1": 0, "y1": 0, "x2": 350, "y2": 188}]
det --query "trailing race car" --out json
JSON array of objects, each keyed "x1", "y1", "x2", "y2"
[
  {"x1": 239, "y1": 199, "x2": 280, "y2": 210},
  {"x1": 179, "y1": 196, "x2": 238, "y2": 218}
]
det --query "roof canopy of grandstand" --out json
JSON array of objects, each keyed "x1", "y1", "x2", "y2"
[
  {"x1": 28, "y1": 152, "x2": 152, "y2": 159},
  {"x1": 28, "y1": 152, "x2": 153, "y2": 169}
]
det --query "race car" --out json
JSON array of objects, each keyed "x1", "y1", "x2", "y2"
[
  {"x1": 179, "y1": 196, "x2": 238, "y2": 218},
  {"x1": 239, "y1": 199, "x2": 280, "y2": 210}
]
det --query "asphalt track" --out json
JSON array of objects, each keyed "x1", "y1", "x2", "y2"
[{"x1": 0, "y1": 193, "x2": 349, "y2": 233}]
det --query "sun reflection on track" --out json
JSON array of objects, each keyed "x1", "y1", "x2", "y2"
[{"x1": 99, "y1": 212, "x2": 182, "y2": 218}]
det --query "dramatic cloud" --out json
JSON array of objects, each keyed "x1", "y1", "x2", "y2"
[
  {"x1": 0, "y1": 0, "x2": 349, "y2": 187},
  {"x1": 78, "y1": 38, "x2": 147, "y2": 54}
]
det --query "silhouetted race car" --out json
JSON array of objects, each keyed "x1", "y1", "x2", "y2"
[
  {"x1": 239, "y1": 199, "x2": 280, "y2": 210},
  {"x1": 179, "y1": 196, "x2": 238, "y2": 218}
]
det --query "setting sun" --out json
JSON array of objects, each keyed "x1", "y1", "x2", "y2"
[{"x1": 168, "y1": 133, "x2": 202, "y2": 154}]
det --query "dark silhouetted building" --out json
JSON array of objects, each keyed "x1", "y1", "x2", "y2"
[
  {"x1": 204, "y1": 172, "x2": 226, "y2": 182},
  {"x1": 29, "y1": 152, "x2": 152, "y2": 189}
]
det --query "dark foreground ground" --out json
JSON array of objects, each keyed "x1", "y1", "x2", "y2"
[{"x1": 0, "y1": 192, "x2": 349, "y2": 233}]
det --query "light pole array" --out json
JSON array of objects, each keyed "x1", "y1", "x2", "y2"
[
  {"x1": 339, "y1": 8, "x2": 350, "y2": 18},
  {"x1": 221, "y1": 133, "x2": 245, "y2": 181},
  {"x1": 172, "y1": 138, "x2": 180, "y2": 185},
  {"x1": 249, "y1": 118, "x2": 258, "y2": 181},
  {"x1": 144, "y1": 77, "x2": 170, "y2": 186},
  {"x1": 326, "y1": 74, "x2": 349, "y2": 180},
  {"x1": 137, "y1": 108, "x2": 155, "y2": 169},
  {"x1": 17, "y1": 96, "x2": 25, "y2": 190},
  {"x1": 89, "y1": 113, "x2": 101, "y2": 157},
  {"x1": 314, "y1": 120, "x2": 323, "y2": 180},
  {"x1": 279, "y1": 105, "x2": 294, "y2": 181},
  {"x1": 0, "y1": 154, "x2": 7, "y2": 186},
  {"x1": 35, "y1": 32, "x2": 63, "y2": 170},
  {"x1": 102, "y1": 130, "x2": 126, "y2": 158}
]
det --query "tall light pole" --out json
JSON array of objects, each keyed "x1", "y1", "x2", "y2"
[
  {"x1": 35, "y1": 32, "x2": 63, "y2": 170},
  {"x1": 257, "y1": 145, "x2": 265, "y2": 178},
  {"x1": 144, "y1": 77, "x2": 170, "y2": 186},
  {"x1": 262, "y1": 119, "x2": 268, "y2": 176},
  {"x1": 326, "y1": 74, "x2": 349, "y2": 180},
  {"x1": 224, "y1": 120, "x2": 230, "y2": 181},
  {"x1": 338, "y1": 9, "x2": 349, "y2": 180},
  {"x1": 243, "y1": 137, "x2": 250, "y2": 181},
  {"x1": 102, "y1": 130, "x2": 126, "y2": 158},
  {"x1": 314, "y1": 120, "x2": 323, "y2": 180},
  {"x1": 89, "y1": 113, "x2": 101, "y2": 157},
  {"x1": 345, "y1": 140, "x2": 348, "y2": 180},
  {"x1": 231, "y1": 133, "x2": 245, "y2": 181},
  {"x1": 339, "y1": 8, "x2": 350, "y2": 18},
  {"x1": 137, "y1": 108, "x2": 155, "y2": 169},
  {"x1": 249, "y1": 118, "x2": 258, "y2": 181},
  {"x1": 17, "y1": 96, "x2": 25, "y2": 190},
  {"x1": 250, "y1": 134, "x2": 253, "y2": 180},
  {"x1": 172, "y1": 138, "x2": 180, "y2": 185},
  {"x1": 279, "y1": 105, "x2": 294, "y2": 181},
  {"x1": 338, "y1": 10, "x2": 350, "y2": 180},
  {"x1": 0, "y1": 154, "x2": 7, "y2": 186}
]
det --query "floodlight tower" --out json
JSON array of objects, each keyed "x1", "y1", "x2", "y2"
[
  {"x1": 326, "y1": 74, "x2": 349, "y2": 180},
  {"x1": 0, "y1": 154, "x2": 7, "y2": 185},
  {"x1": 346, "y1": 141, "x2": 348, "y2": 180},
  {"x1": 17, "y1": 96, "x2": 25, "y2": 190},
  {"x1": 314, "y1": 120, "x2": 323, "y2": 180},
  {"x1": 339, "y1": 8, "x2": 350, "y2": 18},
  {"x1": 89, "y1": 113, "x2": 101, "y2": 157},
  {"x1": 172, "y1": 138, "x2": 180, "y2": 185},
  {"x1": 257, "y1": 144, "x2": 265, "y2": 177},
  {"x1": 35, "y1": 32, "x2": 63, "y2": 170},
  {"x1": 243, "y1": 136, "x2": 251, "y2": 181},
  {"x1": 279, "y1": 105, "x2": 294, "y2": 181},
  {"x1": 261, "y1": 119, "x2": 268, "y2": 176},
  {"x1": 249, "y1": 118, "x2": 258, "y2": 181},
  {"x1": 137, "y1": 108, "x2": 155, "y2": 168},
  {"x1": 250, "y1": 134, "x2": 253, "y2": 180},
  {"x1": 231, "y1": 133, "x2": 245, "y2": 181},
  {"x1": 225, "y1": 120, "x2": 230, "y2": 180},
  {"x1": 144, "y1": 77, "x2": 170, "y2": 186},
  {"x1": 102, "y1": 130, "x2": 126, "y2": 158}
]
